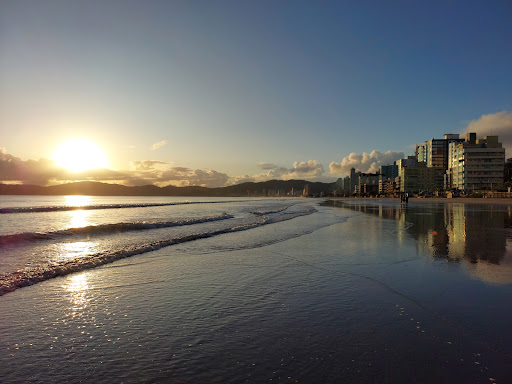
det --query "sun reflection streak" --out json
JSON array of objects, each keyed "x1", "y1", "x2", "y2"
[
  {"x1": 65, "y1": 196, "x2": 93, "y2": 228},
  {"x1": 56, "y1": 241, "x2": 99, "y2": 262},
  {"x1": 69, "y1": 210, "x2": 92, "y2": 228},
  {"x1": 64, "y1": 273, "x2": 91, "y2": 318},
  {"x1": 65, "y1": 195, "x2": 91, "y2": 207}
]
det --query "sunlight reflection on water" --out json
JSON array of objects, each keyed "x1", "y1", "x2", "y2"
[
  {"x1": 68, "y1": 210, "x2": 91, "y2": 228},
  {"x1": 64, "y1": 195, "x2": 91, "y2": 207},
  {"x1": 56, "y1": 241, "x2": 99, "y2": 261},
  {"x1": 64, "y1": 273, "x2": 91, "y2": 318}
]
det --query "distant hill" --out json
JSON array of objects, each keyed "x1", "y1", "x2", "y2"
[{"x1": 0, "y1": 180, "x2": 335, "y2": 197}]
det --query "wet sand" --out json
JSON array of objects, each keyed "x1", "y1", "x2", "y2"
[{"x1": 333, "y1": 197, "x2": 512, "y2": 205}]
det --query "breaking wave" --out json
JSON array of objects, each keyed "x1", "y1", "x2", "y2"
[
  {"x1": 0, "y1": 214, "x2": 234, "y2": 246},
  {"x1": 0, "y1": 200, "x2": 243, "y2": 214},
  {"x1": 0, "y1": 206, "x2": 317, "y2": 296}
]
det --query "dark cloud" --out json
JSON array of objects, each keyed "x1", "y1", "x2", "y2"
[
  {"x1": 0, "y1": 149, "x2": 126, "y2": 185},
  {"x1": 0, "y1": 149, "x2": 62, "y2": 185}
]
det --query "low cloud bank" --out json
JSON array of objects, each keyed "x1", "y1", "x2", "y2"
[
  {"x1": 257, "y1": 160, "x2": 324, "y2": 180},
  {"x1": 126, "y1": 161, "x2": 230, "y2": 188},
  {"x1": 0, "y1": 149, "x2": 232, "y2": 188},
  {"x1": 329, "y1": 150, "x2": 404, "y2": 175},
  {"x1": 0, "y1": 149, "x2": 125, "y2": 185}
]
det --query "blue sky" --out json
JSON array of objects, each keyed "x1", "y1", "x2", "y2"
[{"x1": 1, "y1": 0, "x2": 511, "y2": 186}]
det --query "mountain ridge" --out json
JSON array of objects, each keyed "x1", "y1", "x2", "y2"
[{"x1": 0, "y1": 180, "x2": 335, "y2": 197}]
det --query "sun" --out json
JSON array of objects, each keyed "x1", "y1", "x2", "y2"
[{"x1": 53, "y1": 138, "x2": 109, "y2": 172}]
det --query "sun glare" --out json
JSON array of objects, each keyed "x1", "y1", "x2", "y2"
[{"x1": 53, "y1": 138, "x2": 109, "y2": 172}]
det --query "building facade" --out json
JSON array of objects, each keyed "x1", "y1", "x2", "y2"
[
  {"x1": 448, "y1": 133, "x2": 505, "y2": 192},
  {"x1": 399, "y1": 162, "x2": 439, "y2": 193}
]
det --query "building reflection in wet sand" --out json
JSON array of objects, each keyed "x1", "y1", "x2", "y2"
[{"x1": 325, "y1": 200, "x2": 512, "y2": 284}]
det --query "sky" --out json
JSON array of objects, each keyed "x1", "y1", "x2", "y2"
[{"x1": 1, "y1": 0, "x2": 511, "y2": 187}]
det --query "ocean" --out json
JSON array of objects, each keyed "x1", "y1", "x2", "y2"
[{"x1": 0, "y1": 196, "x2": 511, "y2": 383}]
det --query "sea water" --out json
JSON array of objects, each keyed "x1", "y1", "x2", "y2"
[{"x1": 0, "y1": 196, "x2": 511, "y2": 383}]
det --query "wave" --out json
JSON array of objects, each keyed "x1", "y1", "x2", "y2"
[
  {"x1": 0, "y1": 207, "x2": 317, "y2": 296},
  {"x1": 0, "y1": 214, "x2": 234, "y2": 246},
  {"x1": 0, "y1": 200, "x2": 243, "y2": 214}
]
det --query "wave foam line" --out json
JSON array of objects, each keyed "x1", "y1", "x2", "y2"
[
  {"x1": 0, "y1": 200, "x2": 244, "y2": 214},
  {"x1": 0, "y1": 207, "x2": 317, "y2": 296},
  {"x1": 0, "y1": 214, "x2": 234, "y2": 246}
]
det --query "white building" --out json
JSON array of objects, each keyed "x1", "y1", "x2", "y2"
[{"x1": 447, "y1": 133, "x2": 505, "y2": 192}]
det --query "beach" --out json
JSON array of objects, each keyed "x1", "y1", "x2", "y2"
[{"x1": 1, "y1": 197, "x2": 511, "y2": 383}]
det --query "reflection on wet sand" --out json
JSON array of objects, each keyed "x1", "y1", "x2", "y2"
[
  {"x1": 325, "y1": 200, "x2": 512, "y2": 284},
  {"x1": 64, "y1": 273, "x2": 91, "y2": 319}
]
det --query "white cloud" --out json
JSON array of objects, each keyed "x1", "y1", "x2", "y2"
[
  {"x1": 151, "y1": 140, "x2": 168, "y2": 150},
  {"x1": 160, "y1": 168, "x2": 229, "y2": 188},
  {"x1": 329, "y1": 150, "x2": 404, "y2": 175},
  {"x1": 463, "y1": 111, "x2": 512, "y2": 156},
  {"x1": 127, "y1": 161, "x2": 230, "y2": 188},
  {"x1": 257, "y1": 160, "x2": 324, "y2": 180}
]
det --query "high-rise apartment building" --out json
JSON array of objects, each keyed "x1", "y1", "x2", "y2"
[
  {"x1": 379, "y1": 164, "x2": 398, "y2": 179},
  {"x1": 447, "y1": 133, "x2": 505, "y2": 191},
  {"x1": 418, "y1": 134, "x2": 465, "y2": 189}
]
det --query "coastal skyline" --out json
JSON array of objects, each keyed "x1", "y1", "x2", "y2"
[{"x1": 1, "y1": 0, "x2": 511, "y2": 187}]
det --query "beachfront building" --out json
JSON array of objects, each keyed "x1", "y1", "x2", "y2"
[
  {"x1": 415, "y1": 144, "x2": 426, "y2": 163},
  {"x1": 447, "y1": 133, "x2": 505, "y2": 192},
  {"x1": 378, "y1": 175, "x2": 396, "y2": 195},
  {"x1": 378, "y1": 163, "x2": 399, "y2": 195},
  {"x1": 425, "y1": 134, "x2": 464, "y2": 169},
  {"x1": 380, "y1": 164, "x2": 399, "y2": 179},
  {"x1": 399, "y1": 162, "x2": 438, "y2": 194},
  {"x1": 334, "y1": 176, "x2": 352, "y2": 196},
  {"x1": 350, "y1": 168, "x2": 361, "y2": 194},
  {"x1": 415, "y1": 134, "x2": 465, "y2": 190},
  {"x1": 505, "y1": 158, "x2": 512, "y2": 183},
  {"x1": 356, "y1": 173, "x2": 380, "y2": 195}
]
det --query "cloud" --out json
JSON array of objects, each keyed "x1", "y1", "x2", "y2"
[
  {"x1": 160, "y1": 168, "x2": 230, "y2": 188},
  {"x1": 151, "y1": 140, "x2": 168, "y2": 150},
  {"x1": 329, "y1": 150, "x2": 404, "y2": 175},
  {"x1": 0, "y1": 149, "x2": 62, "y2": 185},
  {"x1": 131, "y1": 160, "x2": 171, "y2": 171},
  {"x1": 258, "y1": 162, "x2": 279, "y2": 170},
  {"x1": 257, "y1": 160, "x2": 324, "y2": 180},
  {"x1": 232, "y1": 175, "x2": 256, "y2": 184},
  {"x1": 463, "y1": 111, "x2": 512, "y2": 156},
  {"x1": 1, "y1": 150, "x2": 325, "y2": 188},
  {"x1": 0, "y1": 149, "x2": 126, "y2": 185},
  {"x1": 127, "y1": 161, "x2": 230, "y2": 188}
]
